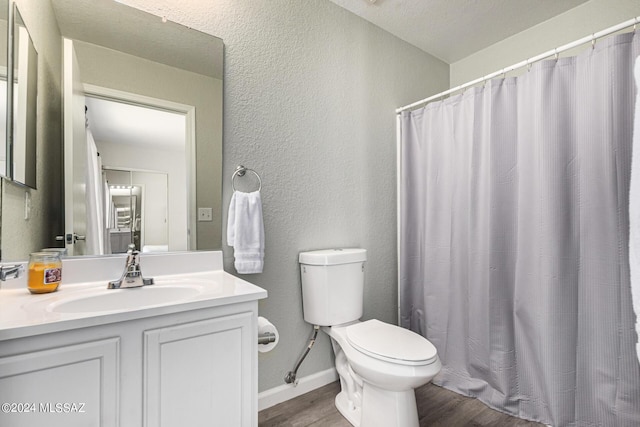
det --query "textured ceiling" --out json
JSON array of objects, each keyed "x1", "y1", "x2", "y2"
[
  {"x1": 51, "y1": 0, "x2": 223, "y2": 79},
  {"x1": 328, "y1": 0, "x2": 589, "y2": 63},
  {"x1": 86, "y1": 97, "x2": 185, "y2": 151}
]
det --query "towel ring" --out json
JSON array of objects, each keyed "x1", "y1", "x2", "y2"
[{"x1": 232, "y1": 165, "x2": 262, "y2": 192}]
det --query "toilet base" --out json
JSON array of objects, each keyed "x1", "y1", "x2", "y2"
[
  {"x1": 335, "y1": 391, "x2": 362, "y2": 426},
  {"x1": 335, "y1": 382, "x2": 420, "y2": 427},
  {"x1": 360, "y1": 382, "x2": 419, "y2": 427}
]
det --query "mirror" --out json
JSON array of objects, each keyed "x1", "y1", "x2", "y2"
[
  {"x1": 51, "y1": 0, "x2": 223, "y2": 255},
  {"x1": 11, "y1": 4, "x2": 37, "y2": 187},
  {"x1": 0, "y1": 0, "x2": 8, "y2": 178}
]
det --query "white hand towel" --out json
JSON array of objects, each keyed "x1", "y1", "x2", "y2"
[
  {"x1": 629, "y1": 55, "x2": 640, "y2": 363},
  {"x1": 227, "y1": 191, "x2": 265, "y2": 274}
]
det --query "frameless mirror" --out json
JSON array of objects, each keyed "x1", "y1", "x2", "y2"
[
  {"x1": 51, "y1": 0, "x2": 223, "y2": 256},
  {"x1": 11, "y1": 4, "x2": 37, "y2": 188}
]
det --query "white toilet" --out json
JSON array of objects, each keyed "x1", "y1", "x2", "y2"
[{"x1": 299, "y1": 248, "x2": 441, "y2": 427}]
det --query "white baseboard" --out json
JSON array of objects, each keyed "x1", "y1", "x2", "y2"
[{"x1": 258, "y1": 367, "x2": 338, "y2": 411}]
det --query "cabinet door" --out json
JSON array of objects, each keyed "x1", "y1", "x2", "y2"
[
  {"x1": 0, "y1": 338, "x2": 120, "y2": 427},
  {"x1": 144, "y1": 311, "x2": 254, "y2": 427}
]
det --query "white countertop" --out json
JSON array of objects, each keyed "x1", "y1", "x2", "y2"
[{"x1": 0, "y1": 251, "x2": 267, "y2": 341}]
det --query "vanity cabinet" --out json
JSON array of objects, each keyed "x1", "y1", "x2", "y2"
[{"x1": 0, "y1": 302, "x2": 258, "y2": 427}]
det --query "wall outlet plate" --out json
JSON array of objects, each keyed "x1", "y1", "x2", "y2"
[
  {"x1": 198, "y1": 207, "x2": 213, "y2": 222},
  {"x1": 24, "y1": 192, "x2": 31, "y2": 220}
]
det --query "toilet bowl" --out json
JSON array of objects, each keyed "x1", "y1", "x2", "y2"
[
  {"x1": 299, "y1": 248, "x2": 441, "y2": 427},
  {"x1": 324, "y1": 320, "x2": 441, "y2": 427}
]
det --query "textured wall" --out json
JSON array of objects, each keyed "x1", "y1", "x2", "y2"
[
  {"x1": 119, "y1": 0, "x2": 449, "y2": 392},
  {"x1": 2, "y1": 0, "x2": 62, "y2": 261},
  {"x1": 450, "y1": 0, "x2": 640, "y2": 86}
]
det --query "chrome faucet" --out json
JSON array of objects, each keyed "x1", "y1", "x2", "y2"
[
  {"x1": 0, "y1": 264, "x2": 25, "y2": 281},
  {"x1": 108, "y1": 244, "x2": 154, "y2": 289}
]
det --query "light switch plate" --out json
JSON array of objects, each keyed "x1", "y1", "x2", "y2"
[{"x1": 198, "y1": 207, "x2": 213, "y2": 222}]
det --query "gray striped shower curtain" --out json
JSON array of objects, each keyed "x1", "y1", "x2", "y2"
[{"x1": 400, "y1": 32, "x2": 640, "y2": 426}]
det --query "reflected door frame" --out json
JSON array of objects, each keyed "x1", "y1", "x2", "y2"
[{"x1": 62, "y1": 38, "x2": 87, "y2": 256}]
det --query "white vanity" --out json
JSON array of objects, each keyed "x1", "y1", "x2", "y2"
[{"x1": 0, "y1": 251, "x2": 267, "y2": 427}]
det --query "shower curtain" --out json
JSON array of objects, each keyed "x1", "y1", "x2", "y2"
[
  {"x1": 400, "y1": 32, "x2": 640, "y2": 426},
  {"x1": 85, "y1": 127, "x2": 105, "y2": 255}
]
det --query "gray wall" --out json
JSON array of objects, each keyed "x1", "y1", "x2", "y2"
[
  {"x1": 1, "y1": 0, "x2": 62, "y2": 261},
  {"x1": 450, "y1": 0, "x2": 640, "y2": 86},
  {"x1": 124, "y1": 0, "x2": 449, "y2": 392}
]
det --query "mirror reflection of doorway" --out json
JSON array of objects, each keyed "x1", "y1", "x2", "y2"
[
  {"x1": 104, "y1": 168, "x2": 168, "y2": 254},
  {"x1": 83, "y1": 94, "x2": 190, "y2": 255}
]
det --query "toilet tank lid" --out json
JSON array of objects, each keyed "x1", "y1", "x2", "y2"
[{"x1": 299, "y1": 248, "x2": 367, "y2": 265}]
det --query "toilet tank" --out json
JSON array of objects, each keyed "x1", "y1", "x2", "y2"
[{"x1": 299, "y1": 248, "x2": 367, "y2": 326}]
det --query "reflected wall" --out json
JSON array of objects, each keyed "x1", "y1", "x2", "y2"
[{"x1": 1, "y1": 0, "x2": 63, "y2": 261}]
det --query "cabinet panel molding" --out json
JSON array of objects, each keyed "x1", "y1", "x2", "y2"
[
  {"x1": 0, "y1": 338, "x2": 120, "y2": 427},
  {"x1": 144, "y1": 312, "x2": 254, "y2": 427}
]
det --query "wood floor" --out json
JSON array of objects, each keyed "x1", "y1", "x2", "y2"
[{"x1": 258, "y1": 381, "x2": 545, "y2": 427}]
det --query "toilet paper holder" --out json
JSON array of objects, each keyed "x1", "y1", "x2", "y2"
[
  {"x1": 258, "y1": 332, "x2": 277, "y2": 345},
  {"x1": 257, "y1": 316, "x2": 279, "y2": 353}
]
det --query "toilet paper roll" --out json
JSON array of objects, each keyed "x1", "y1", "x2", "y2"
[{"x1": 258, "y1": 316, "x2": 279, "y2": 353}]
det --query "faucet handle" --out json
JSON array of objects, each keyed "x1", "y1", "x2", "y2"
[
  {"x1": 125, "y1": 244, "x2": 141, "y2": 270},
  {"x1": 126, "y1": 244, "x2": 140, "y2": 260}
]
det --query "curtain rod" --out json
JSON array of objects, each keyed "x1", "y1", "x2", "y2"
[{"x1": 396, "y1": 16, "x2": 640, "y2": 114}]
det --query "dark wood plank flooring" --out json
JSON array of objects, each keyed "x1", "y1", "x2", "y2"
[{"x1": 259, "y1": 381, "x2": 545, "y2": 427}]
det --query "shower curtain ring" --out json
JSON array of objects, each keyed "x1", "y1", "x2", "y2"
[
  {"x1": 591, "y1": 34, "x2": 596, "y2": 50},
  {"x1": 554, "y1": 48, "x2": 559, "y2": 61}
]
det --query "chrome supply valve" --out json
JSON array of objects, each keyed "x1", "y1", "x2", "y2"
[{"x1": 108, "y1": 244, "x2": 154, "y2": 289}]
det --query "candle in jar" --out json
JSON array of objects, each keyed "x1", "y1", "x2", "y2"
[{"x1": 28, "y1": 252, "x2": 62, "y2": 294}]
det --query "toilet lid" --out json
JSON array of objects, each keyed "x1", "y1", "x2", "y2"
[{"x1": 346, "y1": 320, "x2": 438, "y2": 366}]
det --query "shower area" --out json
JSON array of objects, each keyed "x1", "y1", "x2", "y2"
[{"x1": 397, "y1": 20, "x2": 640, "y2": 426}]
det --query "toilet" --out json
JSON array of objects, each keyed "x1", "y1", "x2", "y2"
[{"x1": 299, "y1": 248, "x2": 441, "y2": 427}]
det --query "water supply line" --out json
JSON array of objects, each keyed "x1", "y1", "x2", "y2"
[{"x1": 284, "y1": 325, "x2": 320, "y2": 385}]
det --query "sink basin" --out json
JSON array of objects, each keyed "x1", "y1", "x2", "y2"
[{"x1": 47, "y1": 284, "x2": 205, "y2": 314}]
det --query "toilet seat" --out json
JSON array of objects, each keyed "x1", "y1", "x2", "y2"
[{"x1": 345, "y1": 319, "x2": 438, "y2": 366}]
